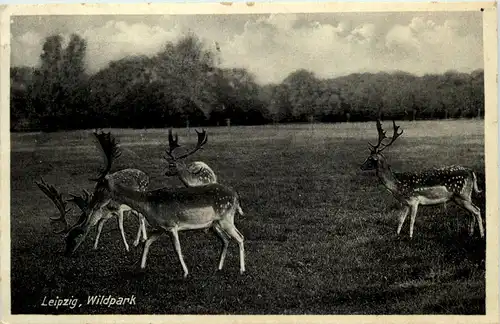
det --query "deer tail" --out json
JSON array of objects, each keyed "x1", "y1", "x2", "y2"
[
  {"x1": 472, "y1": 171, "x2": 482, "y2": 194},
  {"x1": 234, "y1": 193, "x2": 244, "y2": 217}
]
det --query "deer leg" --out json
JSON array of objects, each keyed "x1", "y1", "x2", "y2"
[
  {"x1": 133, "y1": 222, "x2": 142, "y2": 247},
  {"x1": 117, "y1": 210, "x2": 129, "y2": 252},
  {"x1": 454, "y1": 198, "x2": 484, "y2": 238},
  {"x1": 468, "y1": 215, "x2": 476, "y2": 236},
  {"x1": 170, "y1": 228, "x2": 189, "y2": 278},
  {"x1": 140, "y1": 214, "x2": 148, "y2": 241},
  {"x1": 140, "y1": 230, "x2": 163, "y2": 269},
  {"x1": 408, "y1": 203, "x2": 419, "y2": 239},
  {"x1": 133, "y1": 212, "x2": 143, "y2": 247},
  {"x1": 220, "y1": 221, "x2": 245, "y2": 274},
  {"x1": 213, "y1": 222, "x2": 230, "y2": 271},
  {"x1": 396, "y1": 206, "x2": 410, "y2": 236},
  {"x1": 94, "y1": 218, "x2": 108, "y2": 250}
]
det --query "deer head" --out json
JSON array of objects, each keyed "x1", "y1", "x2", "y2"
[
  {"x1": 164, "y1": 128, "x2": 208, "y2": 177},
  {"x1": 35, "y1": 179, "x2": 94, "y2": 256},
  {"x1": 361, "y1": 119, "x2": 403, "y2": 171}
]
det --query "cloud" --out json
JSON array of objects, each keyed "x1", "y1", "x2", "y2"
[
  {"x1": 10, "y1": 14, "x2": 483, "y2": 84},
  {"x1": 80, "y1": 20, "x2": 182, "y2": 72},
  {"x1": 220, "y1": 15, "x2": 386, "y2": 82},
  {"x1": 384, "y1": 17, "x2": 483, "y2": 73},
  {"x1": 11, "y1": 31, "x2": 43, "y2": 67},
  {"x1": 386, "y1": 25, "x2": 420, "y2": 51},
  {"x1": 11, "y1": 20, "x2": 184, "y2": 72},
  {"x1": 219, "y1": 14, "x2": 482, "y2": 83}
]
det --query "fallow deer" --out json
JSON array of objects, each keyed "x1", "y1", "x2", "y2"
[
  {"x1": 86, "y1": 131, "x2": 150, "y2": 252},
  {"x1": 36, "y1": 132, "x2": 150, "y2": 255},
  {"x1": 360, "y1": 120, "x2": 484, "y2": 238},
  {"x1": 87, "y1": 130, "x2": 245, "y2": 277},
  {"x1": 164, "y1": 128, "x2": 217, "y2": 187}
]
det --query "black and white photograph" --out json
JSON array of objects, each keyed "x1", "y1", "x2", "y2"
[{"x1": 2, "y1": 2, "x2": 498, "y2": 322}]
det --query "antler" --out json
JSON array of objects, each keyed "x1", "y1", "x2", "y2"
[
  {"x1": 368, "y1": 119, "x2": 388, "y2": 152},
  {"x1": 164, "y1": 129, "x2": 208, "y2": 161},
  {"x1": 67, "y1": 189, "x2": 92, "y2": 227},
  {"x1": 378, "y1": 120, "x2": 403, "y2": 153},
  {"x1": 90, "y1": 130, "x2": 122, "y2": 181},
  {"x1": 369, "y1": 120, "x2": 403, "y2": 153},
  {"x1": 165, "y1": 128, "x2": 180, "y2": 160},
  {"x1": 35, "y1": 178, "x2": 71, "y2": 234}
]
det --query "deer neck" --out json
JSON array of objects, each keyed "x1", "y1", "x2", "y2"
[
  {"x1": 177, "y1": 168, "x2": 191, "y2": 187},
  {"x1": 375, "y1": 157, "x2": 400, "y2": 193},
  {"x1": 175, "y1": 164, "x2": 196, "y2": 187}
]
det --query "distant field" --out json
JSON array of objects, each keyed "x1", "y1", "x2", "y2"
[{"x1": 10, "y1": 120, "x2": 485, "y2": 314}]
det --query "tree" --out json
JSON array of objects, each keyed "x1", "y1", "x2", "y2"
[
  {"x1": 154, "y1": 33, "x2": 219, "y2": 123},
  {"x1": 28, "y1": 34, "x2": 89, "y2": 130},
  {"x1": 31, "y1": 35, "x2": 64, "y2": 130},
  {"x1": 471, "y1": 69, "x2": 484, "y2": 118},
  {"x1": 10, "y1": 29, "x2": 485, "y2": 131},
  {"x1": 60, "y1": 34, "x2": 88, "y2": 129},
  {"x1": 282, "y1": 69, "x2": 320, "y2": 122}
]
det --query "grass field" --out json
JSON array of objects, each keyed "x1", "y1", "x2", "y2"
[{"x1": 10, "y1": 120, "x2": 486, "y2": 315}]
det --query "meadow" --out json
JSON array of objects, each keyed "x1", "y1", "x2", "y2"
[{"x1": 10, "y1": 120, "x2": 486, "y2": 314}]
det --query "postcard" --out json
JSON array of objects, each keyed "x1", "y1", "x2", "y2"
[{"x1": 1, "y1": 2, "x2": 498, "y2": 323}]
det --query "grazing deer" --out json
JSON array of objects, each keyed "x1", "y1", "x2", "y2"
[
  {"x1": 36, "y1": 175, "x2": 148, "y2": 255},
  {"x1": 35, "y1": 134, "x2": 150, "y2": 255},
  {"x1": 87, "y1": 130, "x2": 245, "y2": 277},
  {"x1": 90, "y1": 131, "x2": 151, "y2": 251},
  {"x1": 35, "y1": 179, "x2": 96, "y2": 256},
  {"x1": 35, "y1": 180, "x2": 146, "y2": 255},
  {"x1": 90, "y1": 169, "x2": 150, "y2": 251},
  {"x1": 360, "y1": 120, "x2": 484, "y2": 238},
  {"x1": 164, "y1": 128, "x2": 217, "y2": 187}
]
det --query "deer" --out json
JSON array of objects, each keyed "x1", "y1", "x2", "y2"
[
  {"x1": 94, "y1": 129, "x2": 219, "y2": 246},
  {"x1": 35, "y1": 133, "x2": 150, "y2": 255},
  {"x1": 164, "y1": 128, "x2": 217, "y2": 187},
  {"x1": 86, "y1": 130, "x2": 245, "y2": 278},
  {"x1": 89, "y1": 169, "x2": 150, "y2": 251},
  {"x1": 88, "y1": 131, "x2": 150, "y2": 251},
  {"x1": 91, "y1": 129, "x2": 220, "y2": 249},
  {"x1": 360, "y1": 119, "x2": 484, "y2": 239},
  {"x1": 35, "y1": 176, "x2": 148, "y2": 255},
  {"x1": 35, "y1": 179, "x2": 149, "y2": 256}
]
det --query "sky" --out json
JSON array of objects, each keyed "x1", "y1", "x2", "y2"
[{"x1": 10, "y1": 12, "x2": 484, "y2": 84}]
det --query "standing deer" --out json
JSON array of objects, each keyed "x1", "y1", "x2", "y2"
[
  {"x1": 360, "y1": 120, "x2": 484, "y2": 238},
  {"x1": 86, "y1": 130, "x2": 245, "y2": 277},
  {"x1": 164, "y1": 128, "x2": 217, "y2": 187}
]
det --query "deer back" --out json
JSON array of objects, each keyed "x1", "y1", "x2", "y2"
[
  {"x1": 395, "y1": 165, "x2": 474, "y2": 195},
  {"x1": 90, "y1": 168, "x2": 149, "y2": 213},
  {"x1": 148, "y1": 184, "x2": 233, "y2": 207},
  {"x1": 109, "y1": 168, "x2": 149, "y2": 191}
]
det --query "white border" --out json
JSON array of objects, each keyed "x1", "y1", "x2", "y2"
[{"x1": 1, "y1": 3, "x2": 498, "y2": 324}]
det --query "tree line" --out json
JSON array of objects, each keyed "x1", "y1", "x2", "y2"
[{"x1": 10, "y1": 32, "x2": 485, "y2": 132}]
